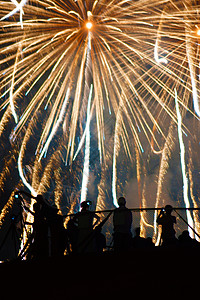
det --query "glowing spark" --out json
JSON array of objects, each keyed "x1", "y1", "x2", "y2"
[{"x1": 86, "y1": 21, "x2": 93, "y2": 30}]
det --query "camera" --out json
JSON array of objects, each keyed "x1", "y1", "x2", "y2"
[{"x1": 14, "y1": 191, "x2": 23, "y2": 201}]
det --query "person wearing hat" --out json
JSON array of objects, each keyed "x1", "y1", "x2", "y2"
[{"x1": 113, "y1": 197, "x2": 132, "y2": 252}]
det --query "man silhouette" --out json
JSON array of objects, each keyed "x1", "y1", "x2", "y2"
[
  {"x1": 113, "y1": 197, "x2": 132, "y2": 252},
  {"x1": 73, "y1": 201, "x2": 100, "y2": 253}
]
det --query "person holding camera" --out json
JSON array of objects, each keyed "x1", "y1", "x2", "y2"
[{"x1": 157, "y1": 204, "x2": 177, "y2": 246}]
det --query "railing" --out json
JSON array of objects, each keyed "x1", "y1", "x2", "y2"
[
  {"x1": 81, "y1": 207, "x2": 200, "y2": 246},
  {"x1": 0, "y1": 206, "x2": 200, "y2": 261}
]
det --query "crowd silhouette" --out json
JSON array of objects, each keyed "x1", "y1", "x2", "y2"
[{"x1": 0, "y1": 193, "x2": 200, "y2": 260}]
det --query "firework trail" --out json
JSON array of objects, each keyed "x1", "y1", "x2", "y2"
[
  {"x1": 0, "y1": 0, "x2": 200, "y2": 240},
  {"x1": 175, "y1": 88, "x2": 194, "y2": 236},
  {"x1": 188, "y1": 141, "x2": 200, "y2": 239},
  {"x1": 80, "y1": 83, "x2": 93, "y2": 204},
  {"x1": 112, "y1": 94, "x2": 123, "y2": 207},
  {"x1": 1, "y1": 0, "x2": 27, "y2": 28},
  {"x1": 153, "y1": 121, "x2": 176, "y2": 239}
]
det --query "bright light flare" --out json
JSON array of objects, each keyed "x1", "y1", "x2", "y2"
[{"x1": 86, "y1": 21, "x2": 93, "y2": 30}]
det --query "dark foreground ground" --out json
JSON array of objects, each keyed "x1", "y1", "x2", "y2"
[{"x1": 0, "y1": 247, "x2": 199, "y2": 299}]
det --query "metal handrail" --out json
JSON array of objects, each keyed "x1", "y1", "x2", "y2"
[{"x1": 64, "y1": 207, "x2": 200, "y2": 217}]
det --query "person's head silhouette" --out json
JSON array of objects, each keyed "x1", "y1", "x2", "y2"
[
  {"x1": 164, "y1": 204, "x2": 173, "y2": 215},
  {"x1": 80, "y1": 200, "x2": 92, "y2": 211},
  {"x1": 117, "y1": 197, "x2": 126, "y2": 207}
]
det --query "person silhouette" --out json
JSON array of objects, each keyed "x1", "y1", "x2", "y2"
[
  {"x1": 132, "y1": 227, "x2": 146, "y2": 248},
  {"x1": 157, "y1": 205, "x2": 177, "y2": 246},
  {"x1": 18, "y1": 192, "x2": 65, "y2": 258},
  {"x1": 73, "y1": 200, "x2": 100, "y2": 253},
  {"x1": 113, "y1": 197, "x2": 132, "y2": 252},
  {"x1": 22, "y1": 195, "x2": 49, "y2": 259},
  {"x1": 178, "y1": 230, "x2": 199, "y2": 247}
]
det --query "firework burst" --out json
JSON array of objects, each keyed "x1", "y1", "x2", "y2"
[{"x1": 0, "y1": 0, "x2": 200, "y2": 231}]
